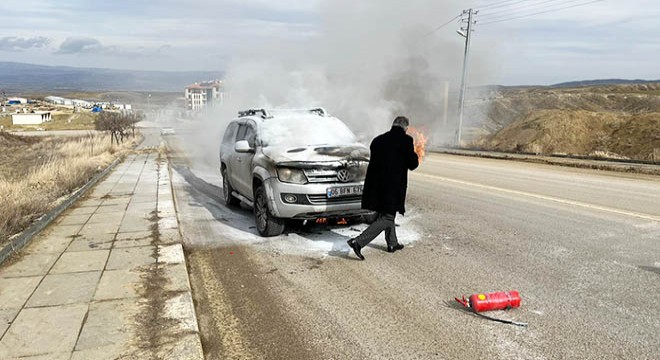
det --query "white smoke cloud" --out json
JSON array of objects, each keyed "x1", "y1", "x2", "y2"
[{"x1": 177, "y1": 0, "x2": 496, "y2": 171}]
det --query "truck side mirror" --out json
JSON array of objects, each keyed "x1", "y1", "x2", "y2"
[{"x1": 234, "y1": 140, "x2": 254, "y2": 153}]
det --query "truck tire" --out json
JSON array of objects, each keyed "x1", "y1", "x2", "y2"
[
  {"x1": 222, "y1": 168, "x2": 240, "y2": 206},
  {"x1": 254, "y1": 185, "x2": 285, "y2": 236}
]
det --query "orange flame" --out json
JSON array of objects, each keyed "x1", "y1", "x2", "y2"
[
  {"x1": 337, "y1": 218, "x2": 348, "y2": 225},
  {"x1": 408, "y1": 127, "x2": 428, "y2": 162},
  {"x1": 316, "y1": 218, "x2": 328, "y2": 224}
]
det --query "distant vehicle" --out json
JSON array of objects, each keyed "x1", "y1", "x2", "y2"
[
  {"x1": 219, "y1": 108, "x2": 375, "y2": 236},
  {"x1": 160, "y1": 127, "x2": 175, "y2": 135}
]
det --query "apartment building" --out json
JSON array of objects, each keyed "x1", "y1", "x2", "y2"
[{"x1": 185, "y1": 80, "x2": 223, "y2": 110}]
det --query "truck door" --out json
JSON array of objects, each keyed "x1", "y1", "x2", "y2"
[{"x1": 233, "y1": 124, "x2": 257, "y2": 199}]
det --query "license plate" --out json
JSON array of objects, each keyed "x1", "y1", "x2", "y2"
[{"x1": 327, "y1": 185, "x2": 363, "y2": 198}]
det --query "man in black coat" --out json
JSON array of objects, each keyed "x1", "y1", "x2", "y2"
[{"x1": 347, "y1": 116, "x2": 419, "y2": 260}]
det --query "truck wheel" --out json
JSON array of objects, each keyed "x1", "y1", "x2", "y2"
[
  {"x1": 254, "y1": 185, "x2": 285, "y2": 236},
  {"x1": 222, "y1": 168, "x2": 239, "y2": 206}
]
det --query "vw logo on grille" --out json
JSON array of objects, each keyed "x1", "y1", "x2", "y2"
[{"x1": 337, "y1": 169, "x2": 353, "y2": 183}]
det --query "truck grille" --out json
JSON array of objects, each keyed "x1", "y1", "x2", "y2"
[
  {"x1": 307, "y1": 194, "x2": 362, "y2": 204},
  {"x1": 303, "y1": 162, "x2": 368, "y2": 183},
  {"x1": 304, "y1": 169, "x2": 338, "y2": 183}
]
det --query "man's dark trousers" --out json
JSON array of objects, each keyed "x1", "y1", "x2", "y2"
[{"x1": 354, "y1": 213, "x2": 398, "y2": 248}]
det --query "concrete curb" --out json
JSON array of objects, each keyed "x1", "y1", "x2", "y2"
[
  {"x1": 434, "y1": 149, "x2": 660, "y2": 175},
  {"x1": 0, "y1": 157, "x2": 122, "y2": 266},
  {"x1": 160, "y1": 150, "x2": 205, "y2": 359}
]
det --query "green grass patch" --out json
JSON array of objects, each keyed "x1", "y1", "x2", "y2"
[{"x1": 1, "y1": 112, "x2": 98, "y2": 130}]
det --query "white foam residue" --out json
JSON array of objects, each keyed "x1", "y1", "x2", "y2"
[
  {"x1": 252, "y1": 213, "x2": 420, "y2": 257},
  {"x1": 172, "y1": 168, "x2": 422, "y2": 257}
]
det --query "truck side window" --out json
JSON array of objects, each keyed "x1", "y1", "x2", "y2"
[
  {"x1": 245, "y1": 126, "x2": 256, "y2": 148},
  {"x1": 235, "y1": 124, "x2": 247, "y2": 142},
  {"x1": 222, "y1": 123, "x2": 238, "y2": 144}
]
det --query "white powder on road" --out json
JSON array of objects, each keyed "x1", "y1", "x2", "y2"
[{"x1": 172, "y1": 168, "x2": 421, "y2": 257}]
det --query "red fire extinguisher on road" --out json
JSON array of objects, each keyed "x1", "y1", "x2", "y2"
[
  {"x1": 456, "y1": 290, "x2": 521, "y2": 312},
  {"x1": 455, "y1": 290, "x2": 527, "y2": 327}
]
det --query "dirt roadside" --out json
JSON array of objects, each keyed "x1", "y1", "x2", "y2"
[
  {"x1": 469, "y1": 83, "x2": 660, "y2": 161},
  {"x1": 436, "y1": 148, "x2": 660, "y2": 176}
]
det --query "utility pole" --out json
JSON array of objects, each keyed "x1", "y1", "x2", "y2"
[{"x1": 456, "y1": 8, "x2": 476, "y2": 146}]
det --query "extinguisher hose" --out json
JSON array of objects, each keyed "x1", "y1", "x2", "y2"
[
  {"x1": 472, "y1": 310, "x2": 528, "y2": 327},
  {"x1": 454, "y1": 296, "x2": 528, "y2": 327}
]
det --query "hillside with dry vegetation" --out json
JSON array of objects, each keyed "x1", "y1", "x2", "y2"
[
  {"x1": 0, "y1": 131, "x2": 141, "y2": 248},
  {"x1": 470, "y1": 83, "x2": 660, "y2": 161}
]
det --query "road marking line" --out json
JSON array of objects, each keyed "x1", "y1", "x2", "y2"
[{"x1": 412, "y1": 172, "x2": 660, "y2": 222}]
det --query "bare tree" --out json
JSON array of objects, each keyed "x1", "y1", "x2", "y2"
[{"x1": 95, "y1": 111, "x2": 144, "y2": 145}]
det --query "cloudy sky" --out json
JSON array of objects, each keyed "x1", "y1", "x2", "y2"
[{"x1": 0, "y1": 0, "x2": 658, "y2": 85}]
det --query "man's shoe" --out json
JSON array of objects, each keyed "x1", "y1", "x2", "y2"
[
  {"x1": 347, "y1": 239, "x2": 365, "y2": 260},
  {"x1": 387, "y1": 243, "x2": 404, "y2": 253}
]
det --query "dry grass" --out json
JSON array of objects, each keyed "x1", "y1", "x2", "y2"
[
  {"x1": 0, "y1": 115, "x2": 11, "y2": 128},
  {"x1": 0, "y1": 132, "x2": 141, "y2": 246}
]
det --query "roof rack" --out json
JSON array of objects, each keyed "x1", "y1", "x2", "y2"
[
  {"x1": 239, "y1": 108, "x2": 328, "y2": 119},
  {"x1": 238, "y1": 109, "x2": 272, "y2": 119},
  {"x1": 308, "y1": 108, "x2": 328, "y2": 117}
]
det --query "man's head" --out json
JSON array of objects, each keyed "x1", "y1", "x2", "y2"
[{"x1": 392, "y1": 116, "x2": 409, "y2": 131}]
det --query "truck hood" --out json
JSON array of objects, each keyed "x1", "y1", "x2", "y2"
[{"x1": 262, "y1": 144, "x2": 370, "y2": 164}]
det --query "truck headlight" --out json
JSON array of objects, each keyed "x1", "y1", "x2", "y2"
[{"x1": 277, "y1": 167, "x2": 307, "y2": 184}]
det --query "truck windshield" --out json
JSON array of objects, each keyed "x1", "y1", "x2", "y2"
[{"x1": 260, "y1": 116, "x2": 357, "y2": 147}]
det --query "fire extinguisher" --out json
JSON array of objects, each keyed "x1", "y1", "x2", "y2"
[
  {"x1": 456, "y1": 290, "x2": 521, "y2": 312},
  {"x1": 455, "y1": 290, "x2": 527, "y2": 327}
]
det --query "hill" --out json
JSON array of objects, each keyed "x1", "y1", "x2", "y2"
[
  {"x1": 470, "y1": 83, "x2": 660, "y2": 161},
  {"x1": 552, "y1": 79, "x2": 660, "y2": 88},
  {"x1": 0, "y1": 61, "x2": 223, "y2": 92}
]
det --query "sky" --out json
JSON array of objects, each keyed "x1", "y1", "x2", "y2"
[{"x1": 0, "y1": 0, "x2": 658, "y2": 85}]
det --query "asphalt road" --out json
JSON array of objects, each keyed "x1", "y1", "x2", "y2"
[{"x1": 164, "y1": 134, "x2": 660, "y2": 360}]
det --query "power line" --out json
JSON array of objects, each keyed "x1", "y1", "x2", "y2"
[
  {"x1": 479, "y1": 0, "x2": 567, "y2": 17},
  {"x1": 479, "y1": 0, "x2": 605, "y2": 25},
  {"x1": 476, "y1": 0, "x2": 527, "y2": 11},
  {"x1": 478, "y1": 0, "x2": 533, "y2": 13},
  {"x1": 479, "y1": 0, "x2": 588, "y2": 21},
  {"x1": 420, "y1": 14, "x2": 461, "y2": 38}
]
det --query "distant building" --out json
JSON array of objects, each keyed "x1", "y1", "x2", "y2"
[
  {"x1": 12, "y1": 112, "x2": 52, "y2": 125},
  {"x1": 114, "y1": 104, "x2": 132, "y2": 111},
  {"x1": 7, "y1": 97, "x2": 28, "y2": 105},
  {"x1": 46, "y1": 96, "x2": 75, "y2": 106},
  {"x1": 185, "y1": 80, "x2": 223, "y2": 110},
  {"x1": 72, "y1": 99, "x2": 92, "y2": 108},
  {"x1": 46, "y1": 96, "x2": 64, "y2": 104}
]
